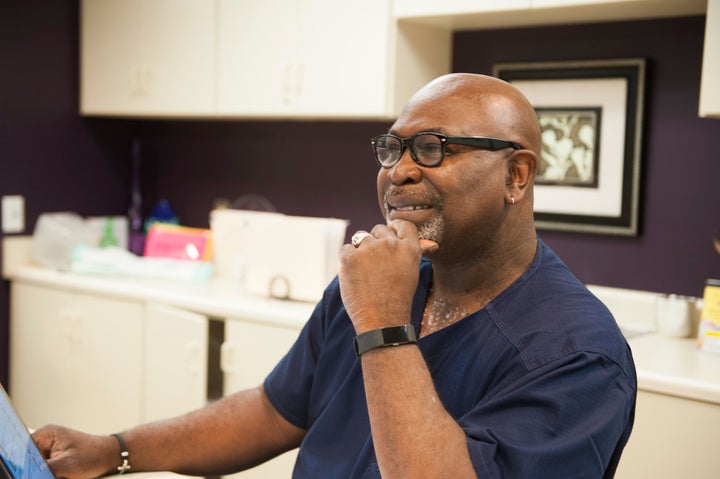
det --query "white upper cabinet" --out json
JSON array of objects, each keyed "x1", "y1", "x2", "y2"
[
  {"x1": 394, "y1": 0, "x2": 706, "y2": 30},
  {"x1": 80, "y1": 0, "x2": 216, "y2": 117},
  {"x1": 530, "y1": 0, "x2": 706, "y2": 25},
  {"x1": 79, "y1": 0, "x2": 448, "y2": 119},
  {"x1": 700, "y1": 0, "x2": 720, "y2": 118},
  {"x1": 394, "y1": 0, "x2": 529, "y2": 16},
  {"x1": 217, "y1": 0, "x2": 395, "y2": 118},
  {"x1": 80, "y1": 0, "x2": 706, "y2": 119}
]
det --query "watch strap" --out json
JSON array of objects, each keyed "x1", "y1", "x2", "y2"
[{"x1": 354, "y1": 325, "x2": 417, "y2": 357}]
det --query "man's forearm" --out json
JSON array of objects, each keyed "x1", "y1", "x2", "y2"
[
  {"x1": 361, "y1": 345, "x2": 478, "y2": 479},
  {"x1": 120, "y1": 386, "x2": 305, "y2": 476}
]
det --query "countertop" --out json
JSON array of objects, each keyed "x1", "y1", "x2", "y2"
[
  {"x1": 628, "y1": 333, "x2": 720, "y2": 404},
  {"x1": 8, "y1": 264, "x2": 720, "y2": 405},
  {"x1": 8, "y1": 265, "x2": 316, "y2": 329}
]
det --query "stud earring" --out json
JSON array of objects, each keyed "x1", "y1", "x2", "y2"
[{"x1": 510, "y1": 196, "x2": 516, "y2": 205}]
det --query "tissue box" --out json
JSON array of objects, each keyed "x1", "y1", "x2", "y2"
[
  {"x1": 210, "y1": 209, "x2": 348, "y2": 302},
  {"x1": 698, "y1": 278, "x2": 720, "y2": 354}
]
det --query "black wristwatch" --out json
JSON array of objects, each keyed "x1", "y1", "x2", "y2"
[{"x1": 354, "y1": 325, "x2": 417, "y2": 357}]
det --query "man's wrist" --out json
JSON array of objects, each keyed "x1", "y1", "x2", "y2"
[
  {"x1": 351, "y1": 314, "x2": 412, "y2": 336},
  {"x1": 110, "y1": 433, "x2": 131, "y2": 474},
  {"x1": 354, "y1": 325, "x2": 417, "y2": 356}
]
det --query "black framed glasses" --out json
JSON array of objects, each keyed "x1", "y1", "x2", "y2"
[{"x1": 370, "y1": 132, "x2": 523, "y2": 168}]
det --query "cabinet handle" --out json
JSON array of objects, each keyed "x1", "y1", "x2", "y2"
[
  {"x1": 283, "y1": 63, "x2": 293, "y2": 106},
  {"x1": 130, "y1": 66, "x2": 152, "y2": 96},
  {"x1": 294, "y1": 62, "x2": 303, "y2": 99},
  {"x1": 220, "y1": 341, "x2": 236, "y2": 373},
  {"x1": 184, "y1": 341, "x2": 201, "y2": 375},
  {"x1": 282, "y1": 62, "x2": 304, "y2": 105},
  {"x1": 59, "y1": 308, "x2": 81, "y2": 342},
  {"x1": 140, "y1": 66, "x2": 152, "y2": 95},
  {"x1": 130, "y1": 66, "x2": 141, "y2": 96}
]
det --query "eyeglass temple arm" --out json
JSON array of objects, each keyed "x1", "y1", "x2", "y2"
[{"x1": 447, "y1": 137, "x2": 522, "y2": 150}]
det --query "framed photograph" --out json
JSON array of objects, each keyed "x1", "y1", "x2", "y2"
[{"x1": 493, "y1": 59, "x2": 646, "y2": 236}]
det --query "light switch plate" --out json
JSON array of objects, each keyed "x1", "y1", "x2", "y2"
[{"x1": 2, "y1": 195, "x2": 25, "y2": 234}]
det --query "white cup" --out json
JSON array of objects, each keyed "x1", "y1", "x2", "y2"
[{"x1": 656, "y1": 295, "x2": 693, "y2": 338}]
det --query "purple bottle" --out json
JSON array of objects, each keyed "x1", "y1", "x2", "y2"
[{"x1": 128, "y1": 138, "x2": 145, "y2": 255}]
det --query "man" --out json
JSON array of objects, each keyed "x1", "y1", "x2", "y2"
[{"x1": 33, "y1": 73, "x2": 636, "y2": 478}]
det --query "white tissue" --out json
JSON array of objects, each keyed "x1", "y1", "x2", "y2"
[{"x1": 70, "y1": 245, "x2": 213, "y2": 282}]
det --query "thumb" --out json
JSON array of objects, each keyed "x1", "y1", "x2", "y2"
[{"x1": 419, "y1": 239, "x2": 439, "y2": 255}]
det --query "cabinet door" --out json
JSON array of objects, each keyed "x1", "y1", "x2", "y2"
[
  {"x1": 217, "y1": 0, "x2": 392, "y2": 118},
  {"x1": 217, "y1": 0, "x2": 296, "y2": 116},
  {"x1": 615, "y1": 390, "x2": 720, "y2": 478},
  {"x1": 10, "y1": 283, "x2": 143, "y2": 434},
  {"x1": 290, "y1": 0, "x2": 391, "y2": 117},
  {"x1": 222, "y1": 318, "x2": 299, "y2": 393},
  {"x1": 144, "y1": 303, "x2": 208, "y2": 422},
  {"x1": 80, "y1": 0, "x2": 216, "y2": 116},
  {"x1": 700, "y1": 0, "x2": 720, "y2": 117},
  {"x1": 221, "y1": 318, "x2": 301, "y2": 479}
]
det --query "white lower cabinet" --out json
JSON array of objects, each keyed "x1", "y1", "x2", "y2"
[
  {"x1": 615, "y1": 390, "x2": 720, "y2": 478},
  {"x1": 221, "y1": 318, "x2": 302, "y2": 479},
  {"x1": 10, "y1": 279, "x2": 307, "y2": 479},
  {"x1": 144, "y1": 303, "x2": 209, "y2": 422},
  {"x1": 9, "y1": 282, "x2": 144, "y2": 434}
]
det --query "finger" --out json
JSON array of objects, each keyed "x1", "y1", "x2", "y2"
[
  {"x1": 369, "y1": 223, "x2": 392, "y2": 239},
  {"x1": 419, "y1": 239, "x2": 439, "y2": 254},
  {"x1": 385, "y1": 219, "x2": 418, "y2": 240}
]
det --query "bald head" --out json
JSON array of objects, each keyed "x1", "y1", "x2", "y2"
[{"x1": 400, "y1": 73, "x2": 542, "y2": 155}]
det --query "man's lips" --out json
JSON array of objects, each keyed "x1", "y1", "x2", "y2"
[
  {"x1": 384, "y1": 188, "x2": 440, "y2": 220},
  {"x1": 386, "y1": 203, "x2": 435, "y2": 221},
  {"x1": 391, "y1": 204, "x2": 433, "y2": 212}
]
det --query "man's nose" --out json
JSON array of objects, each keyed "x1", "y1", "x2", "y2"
[{"x1": 388, "y1": 148, "x2": 423, "y2": 184}]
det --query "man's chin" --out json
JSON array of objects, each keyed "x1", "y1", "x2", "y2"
[
  {"x1": 416, "y1": 217, "x2": 443, "y2": 245},
  {"x1": 383, "y1": 213, "x2": 443, "y2": 244}
]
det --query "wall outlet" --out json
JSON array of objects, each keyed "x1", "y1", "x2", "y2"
[{"x1": 2, "y1": 195, "x2": 25, "y2": 234}]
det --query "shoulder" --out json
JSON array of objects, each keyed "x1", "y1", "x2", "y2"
[{"x1": 489, "y1": 240, "x2": 633, "y2": 376}]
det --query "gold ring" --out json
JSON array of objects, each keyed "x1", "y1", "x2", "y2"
[{"x1": 351, "y1": 231, "x2": 371, "y2": 248}]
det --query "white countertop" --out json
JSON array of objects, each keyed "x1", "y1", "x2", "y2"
[
  {"x1": 8, "y1": 265, "x2": 316, "y2": 329},
  {"x1": 628, "y1": 333, "x2": 720, "y2": 404},
  {"x1": 8, "y1": 264, "x2": 720, "y2": 405}
]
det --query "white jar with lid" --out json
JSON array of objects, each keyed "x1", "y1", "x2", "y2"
[{"x1": 655, "y1": 294, "x2": 695, "y2": 338}]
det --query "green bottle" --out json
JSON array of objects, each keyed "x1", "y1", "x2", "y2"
[{"x1": 99, "y1": 217, "x2": 119, "y2": 248}]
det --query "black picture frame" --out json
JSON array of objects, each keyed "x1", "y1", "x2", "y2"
[{"x1": 493, "y1": 59, "x2": 646, "y2": 236}]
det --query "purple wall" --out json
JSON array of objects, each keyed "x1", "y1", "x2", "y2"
[
  {"x1": 1, "y1": 1, "x2": 138, "y2": 389},
  {"x1": 453, "y1": 17, "x2": 720, "y2": 297},
  {"x1": 1, "y1": 2, "x2": 719, "y2": 388},
  {"x1": 135, "y1": 120, "x2": 388, "y2": 231}
]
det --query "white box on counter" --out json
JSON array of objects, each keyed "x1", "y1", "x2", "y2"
[{"x1": 210, "y1": 208, "x2": 348, "y2": 303}]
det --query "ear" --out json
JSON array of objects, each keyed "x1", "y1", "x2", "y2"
[{"x1": 505, "y1": 150, "x2": 538, "y2": 204}]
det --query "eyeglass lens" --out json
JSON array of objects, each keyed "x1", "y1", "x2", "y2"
[{"x1": 374, "y1": 133, "x2": 444, "y2": 167}]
